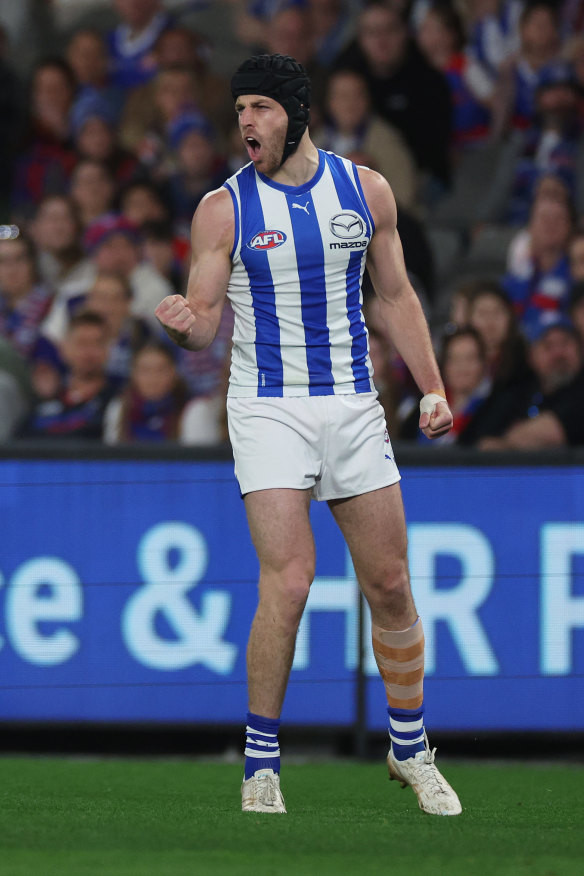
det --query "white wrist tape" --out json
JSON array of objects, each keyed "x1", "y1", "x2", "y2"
[{"x1": 419, "y1": 393, "x2": 446, "y2": 416}]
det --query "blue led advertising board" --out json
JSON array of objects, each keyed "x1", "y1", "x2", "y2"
[{"x1": 0, "y1": 459, "x2": 582, "y2": 731}]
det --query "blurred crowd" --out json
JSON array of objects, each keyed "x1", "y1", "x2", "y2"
[{"x1": 1, "y1": 0, "x2": 584, "y2": 450}]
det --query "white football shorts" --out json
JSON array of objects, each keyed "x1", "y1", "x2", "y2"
[{"x1": 226, "y1": 392, "x2": 401, "y2": 501}]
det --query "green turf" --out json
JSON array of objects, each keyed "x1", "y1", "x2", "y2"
[{"x1": 0, "y1": 757, "x2": 582, "y2": 876}]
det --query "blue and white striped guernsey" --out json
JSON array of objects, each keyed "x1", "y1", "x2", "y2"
[{"x1": 223, "y1": 149, "x2": 376, "y2": 397}]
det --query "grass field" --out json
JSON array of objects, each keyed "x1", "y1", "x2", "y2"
[{"x1": 0, "y1": 757, "x2": 582, "y2": 876}]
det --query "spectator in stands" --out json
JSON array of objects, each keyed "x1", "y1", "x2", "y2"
[
  {"x1": 70, "y1": 93, "x2": 138, "y2": 187},
  {"x1": 335, "y1": 1, "x2": 452, "y2": 194},
  {"x1": 65, "y1": 28, "x2": 123, "y2": 115},
  {"x1": 118, "y1": 179, "x2": 170, "y2": 228},
  {"x1": 493, "y1": 2, "x2": 562, "y2": 135},
  {"x1": 66, "y1": 28, "x2": 110, "y2": 96},
  {"x1": 235, "y1": 0, "x2": 309, "y2": 52},
  {"x1": 503, "y1": 61, "x2": 582, "y2": 226},
  {"x1": 142, "y1": 220, "x2": 186, "y2": 291},
  {"x1": 416, "y1": 1, "x2": 496, "y2": 152},
  {"x1": 402, "y1": 327, "x2": 493, "y2": 445},
  {"x1": 106, "y1": 0, "x2": 174, "y2": 92},
  {"x1": 121, "y1": 65, "x2": 202, "y2": 170},
  {"x1": 261, "y1": 4, "x2": 331, "y2": 109},
  {"x1": 477, "y1": 311, "x2": 584, "y2": 449},
  {"x1": 307, "y1": 0, "x2": 356, "y2": 67},
  {"x1": 42, "y1": 213, "x2": 173, "y2": 344},
  {"x1": 0, "y1": 234, "x2": 53, "y2": 361},
  {"x1": 104, "y1": 341, "x2": 190, "y2": 443},
  {"x1": 503, "y1": 171, "x2": 573, "y2": 274},
  {"x1": 312, "y1": 68, "x2": 418, "y2": 211},
  {"x1": 12, "y1": 58, "x2": 77, "y2": 219},
  {"x1": 467, "y1": 279, "x2": 530, "y2": 388},
  {"x1": 119, "y1": 27, "x2": 232, "y2": 153},
  {"x1": 163, "y1": 111, "x2": 228, "y2": 230},
  {"x1": 84, "y1": 271, "x2": 155, "y2": 382},
  {"x1": 21, "y1": 310, "x2": 118, "y2": 441},
  {"x1": 70, "y1": 160, "x2": 117, "y2": 229},
  {"x1": 446, "y1": 277, "x2": 475, "y2": 331},
  {"x1": 468, "y1": 0, "x2": 523, "y2": 77},
  {"x1": 84, "y1": 214, "x2": 172, "y2": 328},
  {"x1": 31, "y1": 195, "x2": 93, "y2": 302},
  {"x1": 501, "y1": 194, "x2": 574, "y2": 330}
]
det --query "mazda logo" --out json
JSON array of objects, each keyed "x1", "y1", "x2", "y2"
[{"x1": 329, "y1": 212, "x2": 365, "y2": 239}]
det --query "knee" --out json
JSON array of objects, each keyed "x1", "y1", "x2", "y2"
[
  {"x1": 259, "y1": 557, "x2": 314, "y2": 625},
  {"x1": 363, "y1": 558, "x2": 411, "y2": 612}
]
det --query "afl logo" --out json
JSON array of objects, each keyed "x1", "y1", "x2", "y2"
[
  {"x1": 248, "y1": 230, "x2": 287, "y2": 250},
  {"x1": 329, "y1": 212, "x2": 365, "y2": 240}
]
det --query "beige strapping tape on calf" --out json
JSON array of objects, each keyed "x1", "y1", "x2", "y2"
[{"x1": 372, "y1": 618, "x2": 425, "y2": 710}]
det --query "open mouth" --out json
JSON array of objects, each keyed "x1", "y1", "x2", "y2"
[{"x1": 245, "y1": 136, "x2": 261, "y2": 161}]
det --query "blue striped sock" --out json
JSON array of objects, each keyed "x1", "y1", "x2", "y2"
[
  {"x1": 244, "y1": 712, "x2": 281, "y2": 779},
  {"x1": 388, "y1": 706, "x2": 426, "y2": 761}
]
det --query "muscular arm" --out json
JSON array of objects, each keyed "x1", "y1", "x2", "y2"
[
  {"x1": 359, "y1": 167, "x2": 451, "y2": 437},
  {"x1": 155, "y1": 187, "x2": 234, "y2": 351}
]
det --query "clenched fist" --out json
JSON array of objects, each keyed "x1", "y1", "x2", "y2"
[{"x1": 155, "y1": 294, "x2": 197, "y2": 347}]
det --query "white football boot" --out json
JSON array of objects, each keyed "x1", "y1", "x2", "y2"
[
  {"x1": 241, "y1": 769, "x2": 287, "y2": 814},
  {"x1": 387, "y1": 733, "x2": 462, "y2": 816}
]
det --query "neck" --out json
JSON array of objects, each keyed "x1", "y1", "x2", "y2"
[{"x1": 268, "y1": 135, "x2": 320, "y2": 187}]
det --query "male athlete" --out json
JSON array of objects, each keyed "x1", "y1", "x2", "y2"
[{"x1": 156, "y1": 54, "x2": 462, "y2": 817}]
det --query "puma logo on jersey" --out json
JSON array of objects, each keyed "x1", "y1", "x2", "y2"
[{"x1": 292, "y1": 201, "x2": 310, "y2": 215}]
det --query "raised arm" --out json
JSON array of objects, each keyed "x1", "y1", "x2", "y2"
[
  {"x1": 155, "y1": 187, "x2": 234, "y2": 351},
  {"x1": 359, "y1": 166, "x2": 452, "y2": 439}
]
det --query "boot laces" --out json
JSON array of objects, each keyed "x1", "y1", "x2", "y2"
[
  {"x1": 417, "y1": 733, "x2": 449, "y2": 796},
  {"x1": 257, "y1": 773, "x2": 277, "y2": 806}
]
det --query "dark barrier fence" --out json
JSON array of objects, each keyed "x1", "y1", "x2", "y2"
[{"x1": 1, "y1": 443, "x2": 583, "y2": 741}]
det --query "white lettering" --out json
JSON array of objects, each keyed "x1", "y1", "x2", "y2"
[
  {"x1": 122, "y1": 522, "x2": 237, "y2": 673},
  {"x1": 541, "y1": 523, "x2": 584, "y2": 674},
  {"x1": 408, "y1": 524, "x2": 498, "y2": 675},
  {"x1": 4, "y1": 557, "x2": 82, "y2": 665}
]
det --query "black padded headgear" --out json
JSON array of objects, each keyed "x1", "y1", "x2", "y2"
[{"x1": 231, "y1": 53, "x2": 311, "y2": 165}]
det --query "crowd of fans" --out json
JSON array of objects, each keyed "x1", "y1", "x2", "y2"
[{"x1": 1, "y1": 0, "x2": 584, "y2": 451}]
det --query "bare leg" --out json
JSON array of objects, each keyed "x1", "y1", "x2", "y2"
[
  {"x1": 328, "y1": 482, "x2": 415, "y2": 630},
  {"x1": 244, "y1": 488, "x2": 315, "y2": 718}
]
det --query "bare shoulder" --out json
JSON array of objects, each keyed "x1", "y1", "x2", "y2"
[
  {"x1": 356, "y1": 165, "x2": 397, "y2": 231},
  {"x1": 191, "y1": 186, "x2": 235, "y2": 252}
]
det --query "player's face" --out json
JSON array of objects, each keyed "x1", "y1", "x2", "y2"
[{"x1": 235, "y1": 94, "x2": 289, "y2": 174}]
